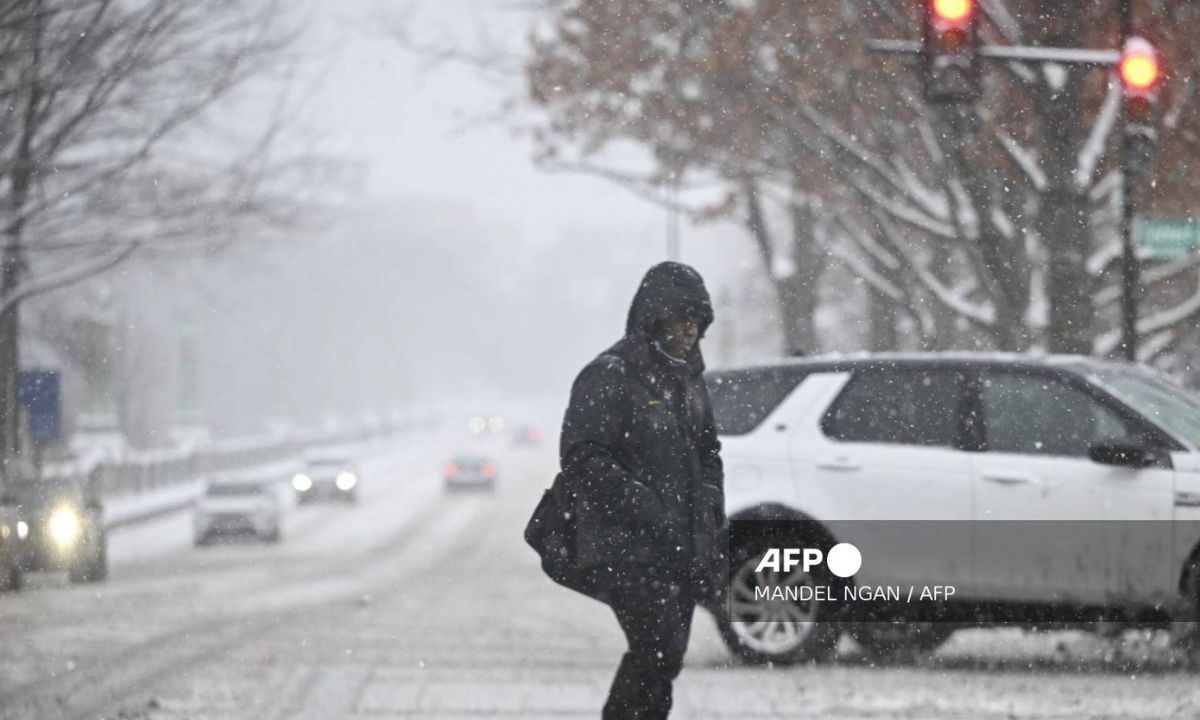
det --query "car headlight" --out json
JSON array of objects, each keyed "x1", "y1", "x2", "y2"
[
  {"x1": 292, "y1": 474, "x2": 313, "y2": 492},
  {"x1": 47, "y1": 505, "x2": 82, "y2": 548},
  {"x1": 335, "y1": 472, "x2": 357, "y2": 491},
  {"x1": 16, "y1": 521, "x2": 28, "y2": 540}
]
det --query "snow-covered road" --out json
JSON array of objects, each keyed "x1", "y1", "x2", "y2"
[{"x1": 2, "y1": 429, "x2": 1199, "y2": 719}]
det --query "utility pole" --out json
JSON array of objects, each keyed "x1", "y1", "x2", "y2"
[
  {"x1": 1118, "y1": 0, "x2": 1136, "y2": 361},
  {"x1": 1117, "y1": 0, "x2": 1138, "y2": 361},
  {"x1": 666, "y1": 173, "x2": 681, "y2": 261}
]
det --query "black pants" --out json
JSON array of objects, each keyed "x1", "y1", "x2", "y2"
[{"x1": 602, "y1": 574, "x2": 696, "y2": 720}]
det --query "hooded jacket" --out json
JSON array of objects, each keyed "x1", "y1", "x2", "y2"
[{"x1": 560, "y1": 262, "x2": 726, "y2": 594}]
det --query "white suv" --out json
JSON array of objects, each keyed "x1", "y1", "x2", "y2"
[{"x1": 707, "y1": 354, "x2": 1200, "y2": 664}]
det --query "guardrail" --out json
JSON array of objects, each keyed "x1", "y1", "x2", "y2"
[{"x1": 41, "y1": 415, "x2": 431, "y2": 504}]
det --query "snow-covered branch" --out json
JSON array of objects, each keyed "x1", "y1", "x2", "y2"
[
  {"x1": 872, "y1": 212, "x2": 997, "y2": 328},
  {"x1": 1093, "y1": 253, "x2": 1200, "y2": 307},
  {"x1": 1137, "y1": 285, "x2": 1200, "y2": 336},
  {"x1": 847, "y1": 174, "x2": 958, "y2": 240},
  {"x1": 1075, "y1": 81, "x2": 1120, "y2": 190},
  {"x1": 995, "y1": 129, "x2": 1047, "y2": 191},
  {"x1": 0, "y1": 242, "x2": 138, "y2": 314}
]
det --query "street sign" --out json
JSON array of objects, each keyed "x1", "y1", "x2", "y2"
[
  {"x1": 1135, "y1": 219, "x2": 1200, "y2": 260},
  {"x1": 17, "y1": 369, "x2": 61, "y2": 446}
]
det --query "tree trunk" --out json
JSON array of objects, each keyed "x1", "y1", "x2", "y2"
[
  {"x1": 1041, "y1": 186, "x2": 1093, "y2": 354},
  {"x1": 776, "y1": 180, "x2": 824, "y2": 356},
  {"x1": 742, "y1": 177, "x2": 823, "y2": 357},
  {"x1": 776, "y1": 273, "x2": 819, "y2": 356},
  {"x1": 1034, "y1": 3, "x2": 1095, "y2": 355},
  {"x1": 0, "y1": 242, "x2": 20, "y2": 470},
  {"x1": 868, "y1": 286, "x2": 898, "y2": 351},
  {"x1": 0, "y1": 0, "x2": 44, "y2": 478}
]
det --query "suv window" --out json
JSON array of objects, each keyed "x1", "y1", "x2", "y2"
[
  {"x1": 707, "y1": 368, "x2": 807, "y2": 436},
  {"x1": 823, "y1": 368, "x2": 966, "y2": 447},
  {"x1": 980, "y1": 371, "x2": 1134, "y2": 457}
]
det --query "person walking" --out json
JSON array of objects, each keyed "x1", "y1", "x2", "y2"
[{"x1": 560, "y1": 261, "x2": 726, "y2": 719}]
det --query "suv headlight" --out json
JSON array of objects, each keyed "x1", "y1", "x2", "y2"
[
  {"x1": 335, "y1": 472, "x2": 357, "y2": 491},
  {"x1": 292, "y1": 474, "x2": 313, "y2": 492},
  {"x1": 47, "y1": 505, "x2": 82, "y2": 548}
]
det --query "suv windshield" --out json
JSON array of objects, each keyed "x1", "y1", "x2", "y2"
[
  {"x1": 1090, "y1": 367, "x2": 1200, "y2": 449},
  {"x1": 707, "y1": 368, "x2": 807, "y2": 436}
]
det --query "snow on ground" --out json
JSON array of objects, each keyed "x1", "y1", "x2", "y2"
[{"x1": 2, "y1": 427, "x2": 1200, "y2": 719}]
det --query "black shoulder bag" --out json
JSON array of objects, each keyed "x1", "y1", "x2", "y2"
[{"x1": 524, "y1": 471, "x2": 603, "y2": 600}]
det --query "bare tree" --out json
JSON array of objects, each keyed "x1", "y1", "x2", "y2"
[{"x1": 0, "y1": 0, "x2": 311, "y2": 469}]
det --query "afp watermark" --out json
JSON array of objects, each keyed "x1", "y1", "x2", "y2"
[
  {"x1": 750, "y1": 542, "x2": 954, "y2": 604},
  {"x1": 754, "y1": 542, "x2": 864, "y2": 578}
]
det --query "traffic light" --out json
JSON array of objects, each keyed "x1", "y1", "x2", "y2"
[
  {"x1": 1119, "y1": 37, "x2": 1162, "y2": 176},
  {"x1": 1119, "y1": 37, "x2": 1161, "y2": 121},
  {"x1": 922, "y1": 0, "x2": 981, "y2": 104}
]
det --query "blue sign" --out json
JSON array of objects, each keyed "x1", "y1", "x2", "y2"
[{"x1": 18, "y1": 370, "x2": 61, "y2": 446}]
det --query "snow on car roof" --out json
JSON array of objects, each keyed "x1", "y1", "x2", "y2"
[
  {"x1": 708, "y1": 351, "x2": 1123, "y2": 376},
  {"x1": 302, "y1": 444, "x2": 356, "y2": 463},
  {"x1": 213, "y1": 460, "x2": 301, "y2": 485}
]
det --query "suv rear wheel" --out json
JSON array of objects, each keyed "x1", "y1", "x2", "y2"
[{"x1": 715, "y1": 539, "x2": 839, "y2": 664}]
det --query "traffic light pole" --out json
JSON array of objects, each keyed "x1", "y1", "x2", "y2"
[
  {"x1": 867, "y1": 40, "x2": 1118, "y2": 66},
  {"x1": 1118, "y1": 0, "x2": 1139, "y2": 362}
]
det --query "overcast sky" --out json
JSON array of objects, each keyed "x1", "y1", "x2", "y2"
[
  {"x1": 296, "y1": 0, "x2": 676, "y2": 249},
  {"x1": 176, "y1": 1, "x2": 775, "y2": 430}
]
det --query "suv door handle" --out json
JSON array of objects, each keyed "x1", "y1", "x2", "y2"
[
  {"x1": 981, "y1": 473, "x2": 1039, "y2": 486},
  {"x1": 816, "y1": 457, "x2": 860, "y2": 472}
]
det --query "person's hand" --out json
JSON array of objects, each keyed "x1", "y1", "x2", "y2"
[{"x1": 624, "y1": 480, "x2": 667, "y2": 526}]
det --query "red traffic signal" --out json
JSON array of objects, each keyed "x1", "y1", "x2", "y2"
[
  {"x1": 922, "y1": 0, "x2": 980, "y2": 103},
  {"x1": 1119, "y1": 37, "x2": 1160, "y2": 92},
  {"x1": 1118, "y1": 37, "x2": 1162, "y2": 123},
  {"x1": 932, "y1": 0, "x2": 973, "y2": 24}
]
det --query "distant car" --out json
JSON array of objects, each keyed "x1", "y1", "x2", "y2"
[
  {"x1": 194, "y1": 477, "x2": 281, "y2": 545},
  {"x1": 10, "y1": 477, "x2": 107, "y2": 584},
  {"x1": 512, "y1": 424, "x2": 544, "y2": 447},
  {"x1": 467, "y1": 415, "x2": 507, "y2": 435},
  {"x1": 291, "y1": 448, "x2": 359, "y2": 504},
  {"x1": 443, "y1": 455, "x2": 497, "y2": 492},
  {"x1": 0, "y1": 501, "x2": 25, "y2": 591}
]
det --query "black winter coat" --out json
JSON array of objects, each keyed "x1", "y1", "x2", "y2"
[{"x1": 559, "y1": 262, "x2": 726, "y2": 596}]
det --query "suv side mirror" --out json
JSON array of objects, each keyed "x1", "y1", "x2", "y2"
[{"x1": 1088, "y1": 440, "x2": 1162, "y2": 469}]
